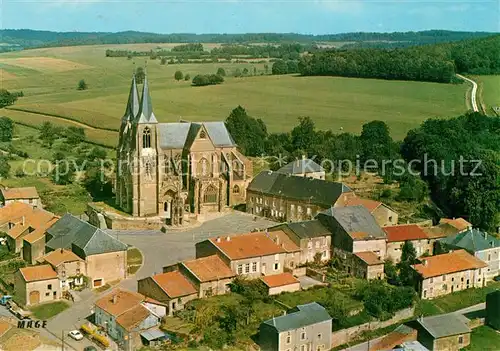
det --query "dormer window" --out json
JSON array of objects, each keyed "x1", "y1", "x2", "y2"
[{"x1": 143, "y1": 127, "x2": 151, "y2": 148}]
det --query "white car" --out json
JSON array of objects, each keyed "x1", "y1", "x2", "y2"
[{"x1": 68, "y1": 330, "x2": 84, "y2": 341}]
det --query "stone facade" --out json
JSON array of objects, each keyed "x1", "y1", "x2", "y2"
[
  {"x1": 371, "y1": 204, "x2": 399, "y2": 227},
  {"x1": 247, "y1": 193, "x2": 326, "y2": 222},
  {"x1": 419, "y1": 268, "x2": 486, "y2": 300},
  {"x1": 115, "y1": 75, "x2": 250, "y2": 226},
  {"x1": 386, "y1": 239, "x2": 433, "y2": 263},
  {"x1": 14, "y1": 272, "x2": 60, "y2": 307}
]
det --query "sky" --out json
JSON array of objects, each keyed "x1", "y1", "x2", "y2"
[{"x1": 2, "y1": 0, "x2": 499, "y2": 34}]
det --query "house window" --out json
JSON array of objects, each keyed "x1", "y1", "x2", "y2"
[
  {"x1": 488, "y1": 254, "x2": 491, "y2": 261},
  {"x1": 274, "y1": 263, "x2": 279, "y2": 271},
  {"x1": 237, "y1": 264, "x2": 243, "y2": 275},
  {"x1": 203, "y1": 185, "x2": 217, "y2": 203},
  {"x1": 315, "y1": 241, "x2": 320, "y2": 249},
  {"x1": 45, "y1": 292, "x2": 50, "y2": 297},
  {"x1": 47, "y1": 284, "x2": 52, "y2": 290},
  {"x1": 245, "y1": 263, "x2": 250, "y2": 273},
  {"x1": 142, "y1": 127, "x2": 151, "y2": 148},
  {"x1": 443, "y1": 275, "x2": 446, "y2": 281},
  {"x1": 423, "y1": 290, "x2": 427, "y2": 298},
  {"x1": 286, "y1": 333, "x2": 291, "y2": 344},
  {"x1": 317, "y1": 333, "x2": 322, "y2": 339},
  {"x1": 301, "y1": 346, "x2": 306, "y2": 351},
  {"x1": 430, "y1": 278, "x2": 433, "y2": 284},
  {"x1": 300, "y1": 331, "x2": 306, "y2": 340},
  {"x1": 252, "y1": 262, "x2": 258, "y2": 272},
  {"x1": 458, "y1": 336, "x2": 464, "y2": 344}
]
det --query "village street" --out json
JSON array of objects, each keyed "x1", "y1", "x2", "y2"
[{"x1": 44, "y1": 211, "x2": 275, "y2": 350}]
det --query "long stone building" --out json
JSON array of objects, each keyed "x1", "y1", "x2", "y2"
[{"x1": 115, "y1": 74, "x2": 251, "y2": 224}]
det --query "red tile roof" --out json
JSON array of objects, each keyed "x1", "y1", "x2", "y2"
[
  {"x1": 182, "y1": 255, "x2": 235, "y2": 282},
  {"x1": 42, "y1": 249, "x2": 83, "y2": 267},
  {"x1": 152, "y1": 271, "x2": 197, "y2": 298},
  {"x1": 19, "y1": 264, "x2": 58, "y2": 282},
  {"x1": 115, "y1": 304, "x2": 152, "y2": 331},
  {"x1": 413, "y1": 250, "x2": 488, "y2": 279},
  {"x1": 440, "y1": 218, "x2": 472, "y2": 232},
  {"x1": 345, "y1": 197, "x2": 382, "y2": 213},
  {"x1": 383, "y1": 224, "x2": 429, "y2": 242},
  {"x1": 209, "y1": 232, "x2": 286, "y2": 260},
  {"x1": 1, "y1": 187, "x2": 39, "y2": 200},
  {"x1": 95, "y1": 288, "x2": 144, "y2": 317},
  {"x1": 260, "y1": 273, "x2": 299, "y2": 288},
  {"x1": 355, "y1": 251, "x2": 384, "y2": 265},
  {"x1": 266, "y1": 230, "x2": 300, "y2": 252}
]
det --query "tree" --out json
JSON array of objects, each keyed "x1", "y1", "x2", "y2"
[
  {"x1": 135, "y1": 67, "x2": 145, "y2": 84},
  {"x1": 184, "y1": 74, "x2": 190, "y2": 81},
  {"x1": 225, "y1": 106, "x2": 268, "y2": 156},
  {"x1": 272, "y1": 59, "x2": 288, "y2": 75},
  {"x1": 0, "y1": 89, "x2": 17, "y2": 108},
  {"x1": 84, "y1": 164, "x2": 113, "y2": 199},
  {"x1": 77, "y1": 79, "x2": 88, "y2": 91},
  {"x1": 160, "y1": 57, "x2": 167, "y2": 65},
  {"x1": 253, "y1": 67, "x2": 257, "y2": 75},
  {"x1": 0, "y1": 157, "x2": 10, "y2": 178},
  {"x1": 242, "y1": 68, "x2": 249, "y2": 76},
  {"x1": 264, "y1": 64, "x2": 269, "y2": 74},
  {"x1": 0, "y1": 117, "x2": 14, "y2": 142},
  {"x1": 66, "y1": 126, "x2": 85, "y2": 145},
  {"x1": 360, "y1": 120, "x2": 394, "y2": 166},
  {"x1": 287, "y1": 60, "x2": 299, "y2": 73},
  {"x1": 291, "y1": 116, "x2": 316, "y2": 152},
  {"x1": 216, "y1": 67, "x2": 226, "y2": 76},
  {"x1": 400, "y1": 241, "x2": 417, "y2": 264},
  {"x1": 233, "y1": 68, "x2": 242, "y2": 77},
  {"x1": 174, "y1": 70, "x2": 184, "y2": 81},
  {"x1": 39, "y1": 122, "x2": 58, "y2": 147}
]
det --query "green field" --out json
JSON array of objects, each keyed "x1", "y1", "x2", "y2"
[
  {"x1": 464, "y1": 325, "x2": 500, "y2": 351},
  {"x1": 0, "y1": 43, "x2": 472, "y2": 145},
  {"x1": 473, "y1": 75, "x2": 500, "y2": 116}
]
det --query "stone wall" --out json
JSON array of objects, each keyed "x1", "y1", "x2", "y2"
[{"x1": 330, "y1": 306, "x2": 415, "y2": 348}]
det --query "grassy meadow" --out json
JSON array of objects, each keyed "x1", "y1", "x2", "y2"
[
  {"x1": 0, "y1": 43, "x2": 472, "y2": 146},
  {"x1": 473, "y1": 75, "x2": 500, "y2": 116}
]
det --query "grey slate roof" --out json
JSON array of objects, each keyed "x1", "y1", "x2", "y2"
[
  {"x1": 247, "y1": 171, "x2": 352, "y2": 206},
  {"x1": 317, "y1": 205, "x2": 386, "y2": 239},
  {"x1": 157, "y1": 122, "x2": 236, "y2": 150},
  {"x1": 416, "y1": 313, "x2": 471, "y2": 338},
  {"x1": 270, "y1": 220, "x2": 331, "y2": 239},
  {"x1": 46, "y1": 214, "x2": 127, "y2": 258},
  {"x1": 277, "y1": 158, "x2": 324, "y2": 175},
  {"x1": 439, "y1": 228, "x2": 500, "y2": 253},
  {"x1": 136, "y1": 76, "x2": 158, "y2": 124},
  {"x1": 262, "y1": 302, "x2": 331, "y2": 332},
  {"x1": 122, "y1": 75, "x2": 140, "y2": 123}
]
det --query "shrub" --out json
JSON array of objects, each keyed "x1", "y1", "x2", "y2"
[
  {"x1": 216, "y1": 67, "x2": 226, "y2": 76},
  {"x1": 77, "y1": 79, "x2": 88, "y2": 91},
  {"x1": 192, "y1": 74, "x2": 224, "y2": 86},
  {"x1": 174, "y1": 70, "x2": 184, "y2": 81},
  {"x1": 184, "y1": 74, "x2": 190, "y2": 81}
]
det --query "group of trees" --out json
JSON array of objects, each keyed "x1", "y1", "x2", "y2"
[
  {"x1": 191, "y1": 74, "x2": 224, "y2": 86},
  {"x1": 299, "y1": 35, "x2": 499, "y2": 83},
  {"x1": 385, "y1": 241, "x2": 421, "y2": 288},
  {"x1": 0, "y1": 89, "x2": 18, "y2": 108},
  {"x1": 271, "y1": 59, "x2": 300, "y2": 75}
]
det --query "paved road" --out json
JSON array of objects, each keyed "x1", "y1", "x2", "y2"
[
  {"x1": 43, "y1": 211, "x2": 275, "y2": 350},
  {"x1": 457, "y1": 74, "x2": 479, "y2": 112}
]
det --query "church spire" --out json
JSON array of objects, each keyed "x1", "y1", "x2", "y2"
[
  {"x1": 136, "y1": 74, "x2": 158, "y2": 124},
  {"x1": 123, "y1": 74, "x2": 140, "y2": 123}
]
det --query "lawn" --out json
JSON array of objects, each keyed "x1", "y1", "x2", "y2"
[
  {"x1": 29, "y1": 301, "x2": 69, "y2": 319},
  {"x1": 0, "y1": 43, "x2": 471, "y2": 143},
  {"x1": 464, "y1": 325, "x2": 500, "y2": 350},
  {"x1": 430, "y1": 281, "x2": 500, "y2": 313},
  {"x1": 127, "y1": 247, "x2": 143, "y2": 275},
  {"x1": 473, "y1": 75, "x2": 500, "y2": 116}
]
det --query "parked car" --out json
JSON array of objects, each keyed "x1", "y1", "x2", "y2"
[
  {"x1": 494, "y1": 275, "x2": 500, "y2": 282},
  {"x1": 0, "y1": 295, "x2": 12, "y2": 305},
  {"x1": 7, "y1": 301, "x2": 32, "y2": 320},
  {"x1": 68, "y1": 330, "x2": 84, "y2": 341}
]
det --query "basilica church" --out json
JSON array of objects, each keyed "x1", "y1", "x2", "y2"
[{"x1": 115, "y1": 74, "x2": 252, "y2": 225}]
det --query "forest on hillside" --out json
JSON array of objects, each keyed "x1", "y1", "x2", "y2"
[
  {"x1": 298, "y1": 35, "x2": 500, "y2": 82},
  {"x1": 0, "y1": 29, "x2": 496, "y2": 51}
]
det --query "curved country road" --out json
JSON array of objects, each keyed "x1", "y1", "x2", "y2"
[{"x1": 457, "y1": 74, "x2": 479, "y2": 112}]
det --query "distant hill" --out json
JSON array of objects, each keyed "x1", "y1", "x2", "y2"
[{"x1": 0, "y1": 29, "x2": 497, "y2": 51}]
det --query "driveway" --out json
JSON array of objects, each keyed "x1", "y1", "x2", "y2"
[{"x1": 44, "y1": 211, "x2": 275, "y2": 350}]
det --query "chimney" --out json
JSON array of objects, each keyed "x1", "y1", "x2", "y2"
[
  {"x1": 275, "y1": 236, "x2": 280, "y2": 245},
  {"x1": 60, "y1": 248, "x2": 64, "y2": 254},
  {"x1": 216, "y1": 237, "x2": 221, "y2": 243},
  {"x1": 112, "y1": 294, "x2": 117, "y2": 304},
  {"x1": 22, "y1": 216, "x2": 25, "y2": 226},
  {"x1": 226, "y1": 236, "x2": 231, "y2": 242}
]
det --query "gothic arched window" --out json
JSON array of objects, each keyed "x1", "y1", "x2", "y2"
[
  {"x1": 199, "y1": 157, "x2": 209, "y2": 176},
  {"x1": 233, "y1": 185, "x2": 240, "y2": 194},
  {"x1": 203, "y1": 185, "x2": 217, "y2": 203},
  {"x1": 143, "y1": 127, "x2": 151, "y2": 148}
]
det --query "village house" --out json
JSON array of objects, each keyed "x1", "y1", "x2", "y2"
[
  {"x1": 163, "y1": 254, "x2": 235, "y2": 298},
  {"x1": 342, "y1": 197, "x2": 398, "y2": 227},
  {"x1": 38, "y1": 249, "x2": 86, "y2": 291},
  {"x1": 44, "y1": 214, "x2": 128, "y2": 288},
  {"x1": 195, "y1": 232, "x2": 287, "y2": 278},
  {"x1": 317, "y1": 205, "x2": 387, "y2": 277},
  {"x1": 94, "y1": 288, "x2": 168, "y2": 350},
  {"x1": 369, "y1": 324, "x2": 418, "y2": 351},
  {"x1": 0, "y1": 187, "x2": 42, "y2": 208},
  {"x1": 137, "y1": 271, "x2": 198, "y2": 316},
  {"x1": 486, "y1": 290, "x2": 500, "y2": 331},
  {"x1": 276, "y1": 157, "x2": 326, "y2": 180},
  {"x1": 21, "y1": 217, "x2": 59, "y2": 264},
  {"x1": 259, "y1": 302, "x2": 332, "y2": 351},
  {"x1": 439, "y1": 218, "x2": 472, "y2": 234},
  {"x1": 269, "y1": 220, "x2": 331, "y2": 266},
  {"x1": 265, "y1": 229, "x2": 302, "y2": 271},
  {"x1": 14, "y1": 264, "x2": 60, "y2": 306},
  {"x1": 384, "y1": 224, "x2": 432, "y2": 263},
  {"x1": 409, "y1": 313, "x2": 472, "y2": 350},
  {"x1": 412, "y1": 250, "x2": 487, "y2": 300},
  {"x1": 439, "y1": 228, "x2": 500, "y2": 281},
  {"x1": 246, "y1": 170, "x2": 353, "y2": 222},
  {"x1": 0, "y1": 202, "x2": 58, "y2": 254},
  {"x1": 352, "y1": 251, "x2": 385, "y2": 280},
  {"x1": 260, "y1": 273, "x2": 301, "y2": 296}
]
